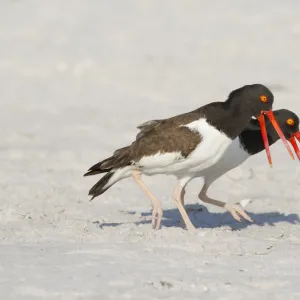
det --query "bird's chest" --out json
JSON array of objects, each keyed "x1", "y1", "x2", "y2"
[
  {"x1": 211, "y1": 137, "x2": 250, "y2": 171},
  {"x1": 185, "y1": 119, "x2": 232, "y2": 167}
]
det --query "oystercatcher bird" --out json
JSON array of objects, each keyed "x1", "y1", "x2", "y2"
[
  {"x1": 137, "y1": 109, "x2": 300, "y2": 223},
  {"x1": 84, "y1": 84, "x2": 294, "y2": 231}
]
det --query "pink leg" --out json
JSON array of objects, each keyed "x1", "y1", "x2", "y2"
[
  {"x1": 199, "y1": 181, "x2": 253, "y2": 222},
  {"x1": 132, "y1": 171, "x2": 163, "y2": 230},
  {"x1": 173, "y1": 184, "x2": 196, "y2": 232},
  {"x1": 179, "y1": 187, "x2": 187, "y2": 229}
]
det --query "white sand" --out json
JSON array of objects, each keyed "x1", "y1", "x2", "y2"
[{"x1": 1, "y1": 1, "x2": 300, "y2": 299}]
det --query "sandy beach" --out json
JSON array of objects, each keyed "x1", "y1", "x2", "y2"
[{"x1": 1, "y1": 1, "x2": 300, "y2": 299}]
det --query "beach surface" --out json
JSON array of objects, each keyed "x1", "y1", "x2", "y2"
[{"x1": 1, "y1": 1, "x2": 300, "y2": 299}]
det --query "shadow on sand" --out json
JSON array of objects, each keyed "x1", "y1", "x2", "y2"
[{"x1": 94, "y1": 203, "x2": 300, "y2": 231}]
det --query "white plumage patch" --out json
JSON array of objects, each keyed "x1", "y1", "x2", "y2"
[
  {"x1": 132, "y1": 118, "x2": 233, "y2": 176},
  {"x1": 190, "y1": 136, "x2": 251, "y2": 185},
  {"x1": 183, "y1": 118, "x2": 232, "y2": 173},
  {"x1": 212, "y1": 136, "x2": 251, "y2": 171},
  {"x1": 135, "y1": 151, "x2": 184, "y2": 174},
  {"x1": 102, "y1": 166, "x2": 132, "y2": 190}
]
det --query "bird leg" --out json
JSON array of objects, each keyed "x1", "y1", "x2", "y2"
[
  {"x1": 132, "y1": 170, "x2": 163, "y2": 230},
  {"x1": 198, "y1": 182, "x2": 253, "y2": 222},
  {"x1": 173, "y1": 184, "x2": 196, "y2": 232},
  {"x1": 179, "y1": 187, "x2": 187, "y2": 228}
]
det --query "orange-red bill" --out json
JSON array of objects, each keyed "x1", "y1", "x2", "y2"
[
  {"x1": 257, "y1": 113, "x2": 272, "y2": 167},
  {"x1": 289, "y1": 135, "x2": 300, "y2": 160},
  {"x1": 264, "y1": 111, "x2": 295, "y2": 160},
  {"x1": 294, "y1": 131, "x2": 300, "y2": 142}
]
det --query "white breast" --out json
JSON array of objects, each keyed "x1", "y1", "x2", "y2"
[
  {"x1": 211, "y1": 136, "x2": 250, "y2": 171},
  {"x1": 190, "y1": 136, "x2": 251, "y2": 183},
  {"x1": 183, "y1": 119, "x2": 233, "y2": 173}
]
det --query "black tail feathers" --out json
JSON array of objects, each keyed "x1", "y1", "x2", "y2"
[
  {"x1": 84, "y1": 146, "x2": 132, "y2": 200},
  {"x1": 88, "y1": 171, "x2": 114, "y2": 201},
  {"x1": 84, "y1": 169, "x2": 107, "y2": 177},
  {"x1": 84, "y1": 157, "x2": 114, "y2": 177}
]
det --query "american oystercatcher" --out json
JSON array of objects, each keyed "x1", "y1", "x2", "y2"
[
  {"x1": 84, "y1": 84, "x2": 294, "y2": 231},
  {"x1": 137, "y1": 109, "x2": 300, "y2": 224}
]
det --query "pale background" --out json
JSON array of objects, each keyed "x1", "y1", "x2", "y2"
[{"x1": 1, "y1": 1, "x2": 300, "y2": 299}]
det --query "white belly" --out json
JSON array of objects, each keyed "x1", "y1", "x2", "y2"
[
  {"x1": 190, "y1": 136, "x2": 251, "y2": 183},
  {"x1": 137, "y1": 118, "x2": 233, "y2": 176}
]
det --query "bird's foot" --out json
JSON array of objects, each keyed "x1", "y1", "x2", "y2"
[
  {"x1": 151, "y1": 206, "x2": 163, "y2": 230},
  {"x1": 224, "y1": 203, "x2": 253, "y2": 222}
]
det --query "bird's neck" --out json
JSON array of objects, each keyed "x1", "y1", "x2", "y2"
[
  {"x1": 239, "y1": 128, "x2": 278, "y2": 155},
  {"x1": 199, "y1": 101, "x2": 255, "y2": 139}
]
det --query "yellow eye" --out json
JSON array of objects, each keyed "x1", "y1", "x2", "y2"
[
  {"x1": 286, "y1": 118, "x2": 295, "y2": 126},
  {"x1": 260, "y1": 95, "x2": 268, "y2": 103}
]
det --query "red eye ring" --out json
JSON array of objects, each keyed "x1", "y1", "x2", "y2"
[
  {"x1": 286, "y1": 118, "x2": 295, "y2": 126},
  {"x1": 260, "y1": 95, "x2": 268, "y2": 103}
]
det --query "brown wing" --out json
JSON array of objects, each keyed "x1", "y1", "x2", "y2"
[
  {"x1": 137, "y1": 119, "x2": 162, "y2": 130},
  {"x1": 131, "y1": 122, "x2": 202, "y2": 161},
  {"x1": 136, "y1": 119, "x2": 163, "y2": 140},
  {"x1": 86, "y1": 109, "x2": 204, "y2": 172},
  {"x1": 121, "y1": 110, "x2": 203, "y2": 163},
  {"x1": 136, "y1": 108, "x2": 203, "y2": 140}
]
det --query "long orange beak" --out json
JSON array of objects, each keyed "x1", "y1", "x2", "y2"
[
  {"x1": 289, "y1": 132, "x2": 300, "y2": 160},
  {"x1": 265, "y1": 111, "x2": 295, "y2": 161},
  {"x1": 257, "y1": 111, "x2": 295, "y2": 167},
  {"x1": 257, "y1": 113, "x2": 272, "y2": 166}
]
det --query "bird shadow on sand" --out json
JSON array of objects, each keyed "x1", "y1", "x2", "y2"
[
  {"x1": 96, "y1": 203, "x2": 300, "y2": 231},
  {"x1": 166, "y1": 204, "x2": 300, "y2": 230}
]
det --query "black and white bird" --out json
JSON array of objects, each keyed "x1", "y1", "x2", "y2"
[
  {"x1": 137, "y1": 109, "x2": 300, "y2": 223},
  {"x1": 84, "y1": 84, "x2": 294, "y2": 231}
]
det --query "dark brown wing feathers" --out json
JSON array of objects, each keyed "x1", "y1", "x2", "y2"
[{"x1": 84, "y1": 110, "x2": 203, "y2": 176}]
